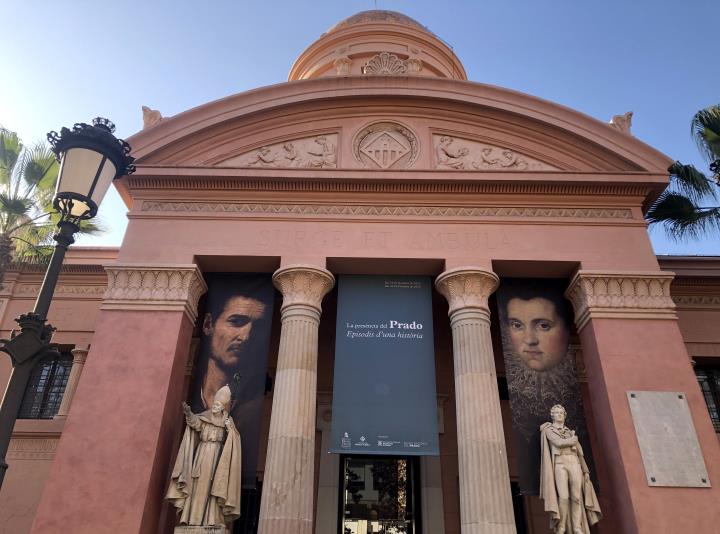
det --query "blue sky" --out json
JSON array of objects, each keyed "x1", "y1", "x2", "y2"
[{"x1": 1, "y1": 0, "x2": 718, "y2": 254}]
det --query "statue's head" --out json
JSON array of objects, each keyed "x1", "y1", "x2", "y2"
[
  {"x1": 212, "y1": 385, "x2": 232, "y2": 415},
  {"x1": 550, "y1": 404, "x2": 566, "y2": 424}
]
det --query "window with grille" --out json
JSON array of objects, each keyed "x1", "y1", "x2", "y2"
[
  {"x1": 18, "y1": 351, "x2": 73, "y2": 419},
  {"x1": 695, "y1": 364, "x2": 720, "y2": 432}
]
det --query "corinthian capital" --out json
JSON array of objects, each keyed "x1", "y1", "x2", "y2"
[
  {"x1": 102, "y1": 264, "x2": 207, "y2": 322},
  {"x1": 565, "y1": 270, "x2": 676, "y2": 330},
  {"x1": 435, "y1": 267, "x2": 499, "y2": 315},
  {"x1": 272, "y1": 264, "x2": 335, "y2": 313}
]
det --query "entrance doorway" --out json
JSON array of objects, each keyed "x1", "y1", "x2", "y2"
[{"x1": 340, "y1": 456, "x2": 420, "y2": 534}]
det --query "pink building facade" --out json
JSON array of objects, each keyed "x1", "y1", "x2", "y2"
[{"x1": 1, "y1": 10, "x2": 719, "y2": 534}]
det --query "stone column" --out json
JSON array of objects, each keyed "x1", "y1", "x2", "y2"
[
  {"x1": 54, "y1": 347, "x2": 89, "y2": 419},
  {"x1": 258, "y1": 264, "x2": 334, "y2": 534},
  {"x1": 435, "y1": 267, "x2": 517, "y2": 534},
  {"x1": 31, "y1": 264, "x2": 206, "y2": 534}
]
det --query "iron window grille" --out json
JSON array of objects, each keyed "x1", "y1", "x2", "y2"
[
  {"x1": 18, "y1": 351, "x2": 73, "y2": 419},
  {"x1": 695, "y1": 365, "x2": 720, "y2": 432}
]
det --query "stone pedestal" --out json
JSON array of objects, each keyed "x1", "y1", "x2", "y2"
[
  {"x1": 435, "y1": 267, "x2": 517, "y2": 534},
  {"x1": 258, "y1": 264, "x2": 334, "y2": 534},
  {"x1": 174, "y1": 527, "x2": 227, "y2": 534}
]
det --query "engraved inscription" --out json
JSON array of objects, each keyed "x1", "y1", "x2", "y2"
[{"x1": 627, "y1": 391, "x2": 710, "y2": 487}]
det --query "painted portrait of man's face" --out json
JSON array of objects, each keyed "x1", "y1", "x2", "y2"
[
  {"x1": 203, "y1": 295, "x2": 268, "y2": 370},
  {"x1": 506, "y1": 296, "x2": 570, "y2": 372}
]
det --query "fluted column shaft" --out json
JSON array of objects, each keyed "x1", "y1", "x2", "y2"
[
  {"x1": 54, "y1": 347, "x2": 89, "y2": 419},
  {"x1": 436, "y1": 267, "x2": 516, "y2": 534},
  {"x1": 258, "y1": 264, "x2": 334, "y2": 534}
]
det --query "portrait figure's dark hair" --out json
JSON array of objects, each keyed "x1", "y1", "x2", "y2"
[
  {"x1": 496, "y1": 279, "x2": 573, "y2": 328},
  {"x1": 204, "y1": 273, "x2": 275, "y2": 324}
]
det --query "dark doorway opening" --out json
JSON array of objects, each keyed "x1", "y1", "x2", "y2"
[{"x1": 340, "y1": 455, "x2": 421, "y2": 534}]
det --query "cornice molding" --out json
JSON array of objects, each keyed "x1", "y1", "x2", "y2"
[
  {"x1": 126, "y1": 174, "x2": 653, "y2": 198},
  {"x1": 102, "y1": 264, "x2": 208, "y2": 322},
  {"x1": 138, "y1": 200, "x2": 634, "y2": 222},
  {"x1": 565, "y1": 271, "x2": 676, "y2": 330}
]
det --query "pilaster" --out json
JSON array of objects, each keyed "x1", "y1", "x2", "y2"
[
  {"x1": 564, "y1": 270, "x2": 720, "y2": 534},
  {"x1": 54, "y1": 347, "x2": 89, "y2": 420},
  {"x1": 31, "y1": 264, "x2": 207, "y2": 534}
]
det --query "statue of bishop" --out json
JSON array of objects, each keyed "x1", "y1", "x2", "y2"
[{"x1": 166, "y1": 385, "x2": 242, "y2": 532}]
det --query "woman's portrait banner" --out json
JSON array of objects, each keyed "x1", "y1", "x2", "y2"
[{"x1": 496, "y1": 279, "x2": 595, "y2": 495}]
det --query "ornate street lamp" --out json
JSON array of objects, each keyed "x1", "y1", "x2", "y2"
[{"x1": 0, "y1": 118, "x2": 135, "y2": 488}]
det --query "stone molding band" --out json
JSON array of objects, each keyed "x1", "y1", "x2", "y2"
[
  {"x1": 565, "y1": 270, "x2": 676, "y2": 330},
  {"x1": 139, "y1": 201, "x2": 635, "y2": 222},
  {"x1": 102, "y1": 264, "x2": 208, "y2": 323}
]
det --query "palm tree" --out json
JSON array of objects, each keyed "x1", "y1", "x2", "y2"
[
  {"x1": 646, "y1": 105, "x2": 720, "y2": 240},
  {"x1": 0, "y1": 127, "x2": 101, "y2": 290}
]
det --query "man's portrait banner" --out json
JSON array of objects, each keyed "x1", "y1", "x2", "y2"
[
  {"x1": 190, "y1": 273, "x2": 275, "y2": 487},
  {"x1": 330, "y1": 275, "x2": 439, "y2": 455},
  {"x1": 496, "y1": 279, "x2": 595, "y2": 495}
]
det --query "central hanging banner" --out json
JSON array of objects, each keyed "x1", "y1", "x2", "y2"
[{"x1": 330, "y1": 275, "x2": 439, "y2": 455}]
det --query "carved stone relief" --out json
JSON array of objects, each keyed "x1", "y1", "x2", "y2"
[
  {"x1": 609, "y1": 111, "x2": 633, "y2": 135},
  {"x1": 353, "y1": 122, "x2": 419, "y2": 169},
  {"x1": 433, "y1": 135, "x2": 557, "y2": 171},
  {"x1": 219, "y1": 135, "x2": 338, "y2": 169},
  {"x1": 334, "y1": 56, "x2": 352, "y2": 75},
  {"x1": 362, "y1": 52, "x2": 408, "y2": 75}
]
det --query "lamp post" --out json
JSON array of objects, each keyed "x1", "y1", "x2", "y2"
[{"x1": 0, "y1": 118, "x2": 134, "y2": 489}]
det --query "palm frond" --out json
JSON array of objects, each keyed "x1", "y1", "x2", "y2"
[
  {"x1": 646, "y1": 191, "x2": 720, "y2": 240},
  {"x1": 23, "y1": 143, "x2": 58, "y2": 191},
  {"x1": 0, "y1": 128, "x2": 22, "y2": 189},
  {"x1": 691, "y1": 105, "x2": 720, "y2": 164},
  {"x1": 668, "y1": 161, "x2": 718, "y2": 202}
]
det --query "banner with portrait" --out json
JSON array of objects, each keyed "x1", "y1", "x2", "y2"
[
  {"x1": 190, "y1": 273, "x2": 275, "y2": 487},
  {"x1": 496, "y1": 279, "x2": 595, "y2": 495},
  {"x1": 330, "y1": 275, "x2": 439, "y2": 455}
]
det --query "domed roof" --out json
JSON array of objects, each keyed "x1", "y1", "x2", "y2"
[
  {"x1": 289, "y1": 10, "x2": 466, "y2": 81},
  {"x1": 324, "y1": 10, "x2": 434, "y2": 36}
]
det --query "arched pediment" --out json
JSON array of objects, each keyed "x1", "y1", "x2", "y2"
[{"x1": 126, "y1": 76, "x2": 671, "y2": 174}]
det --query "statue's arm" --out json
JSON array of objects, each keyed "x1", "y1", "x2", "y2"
[
  {"x1": 182, "y1": 402, "x2": 202, "y2": 430},
  {"x1": 543, "y1": 428, "x2": 578, "y2": 448}
]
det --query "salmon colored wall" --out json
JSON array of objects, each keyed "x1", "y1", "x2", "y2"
[
  {"x1": 31, "y1": 309, "x2": 193, "y2": 534},
  {"x1": 579, "y1": 318, "x2": 720, "y2": 533}
]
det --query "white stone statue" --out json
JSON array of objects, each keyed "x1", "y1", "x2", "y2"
[
  {"x1": 166, "y1": 385, "x2": 242, "y2": 531},
  {"x1": 540, "y1": 404, "x2": 601, "y2": 534},
  {"x1": 142, "y1": 105, "x2": 163, "y2": 129},
  {"x1": 608, "y1": 111, "x2": 633, "y2": 134}
]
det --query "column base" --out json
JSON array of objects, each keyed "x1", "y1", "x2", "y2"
[{"x1": 174, "y1": 526, "x2": 228, "y2": 534}]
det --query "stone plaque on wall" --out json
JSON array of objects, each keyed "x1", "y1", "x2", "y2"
[{"x1": 627, "y1": 391, "x2": 711, "y2": 487}]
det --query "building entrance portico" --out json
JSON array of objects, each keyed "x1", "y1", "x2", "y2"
[{"x1": 18, "y1": 9, "x2": 720, "y2": 534}]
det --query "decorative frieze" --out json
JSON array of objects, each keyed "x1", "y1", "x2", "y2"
[
  {"x1": 565, "y1": 271, "x2": 676, "y2": 330},
  {"x1": 672, "y1": 294, "x2": 720, "y2": 308},
  {"x1": 218, "y1": 135, "x2": 338, "y2": 169},
  {"x1": 434, "y1": 135, "x2": 557, "y2": 171},
  {"x1": 14, "y1": 284, "x2": 106, "y2": 297},
  {"x1": 8, "y1": 438, "x2": 59, "y2": 460},
  {"x1": 102, "y1": 264, "x2": 207, "y2": 322},
  {"x1": 140, "y1": 201, "x2": 633, "y2": 221}
]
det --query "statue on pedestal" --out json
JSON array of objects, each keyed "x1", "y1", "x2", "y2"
[
  {"x1": 166, "y1": 385, "x2": 242, "y2": 532},
  {"x1": 540, "y1": 404, "x2": 601, "y2": 534}
]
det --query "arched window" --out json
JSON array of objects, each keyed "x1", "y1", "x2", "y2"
[{"x1": 18, "y1": 351, "x2": 73, "y2": 419}]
